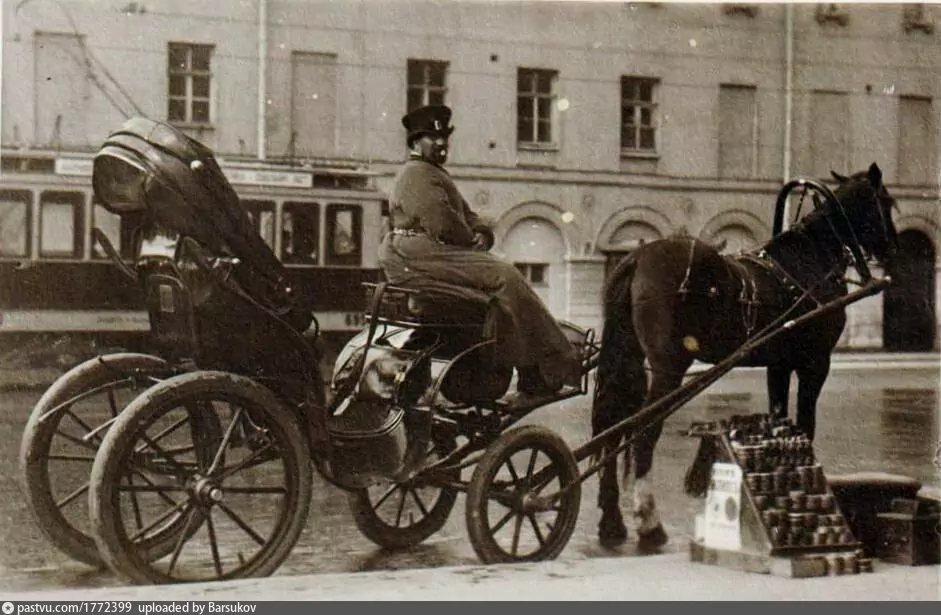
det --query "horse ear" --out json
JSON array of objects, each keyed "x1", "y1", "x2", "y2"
[
  {"x1": 867, "y1": 162, "x2": 883, "y2": 188},
  {"x1": 831, "y1": 171, "x2": 849, "y2": 183}
]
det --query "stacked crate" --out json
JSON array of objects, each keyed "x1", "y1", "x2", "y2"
[{"x1": 689, "y1": 414, "x2": 875, "y2": 578}]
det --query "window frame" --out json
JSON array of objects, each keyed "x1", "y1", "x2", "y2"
[
  {"x1": 168, "y1": 42, "x2": 214, "y2": 126},
  {"x1": 325, "y1": 203, "x2": 363, "y2": 267},
  {"x1": 39, "y1": 190, "x2": 84, "y2": 259},
  {"x1": 517, "y1": 68, "x2": 559, "y2": 149},
  {"x1": 406, "y1": 59, "x2": 449, "y2": 112},
  {"x1": 241, "y1": 199, "x2": 277, "y2": 253},
  {"x1": 281, "y1": 201, "x2": 321, "y2": 266},
  {"x1": 620, "y1": 76, "x2": 660, "y2": 156},
  {"x1": 514, "y1": 262, "x2": 549, "y2": 287},
  {"x1": 0, "y1": 189, "x2": 33, "y2": 259}
]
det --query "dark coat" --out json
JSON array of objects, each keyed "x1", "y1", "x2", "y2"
[{"x1": 379, "y1": 157, "x2": 579, "y2": 388}]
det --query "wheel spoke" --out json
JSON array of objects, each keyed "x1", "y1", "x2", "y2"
[
  {"x1": 526, "y1": 512, "x2": 547, "y2": 547},
  {"x1": 216, "y1": 441, "x2": 275, "y2": 481},
  {"x1": 53, "y1": 428, "x2": 98, "y2": 452},
  {"x1": 505, "y1": 457, "x2": 521, "y2": 483},
  {"x1": 128, "y1": 498, "x2": 189, "y2": 542},
  {"x1": 126, "y1": 474, "x2": 144, "y2": 534},
  {"x1": 511, "y1": 511, "x2": 524, "y2": 556},
  {"x1": 208, "y1": 407, "x2": 245, "y2": 475},
  {"x1": 408, "y1": 487, "x2": 431, "y2": 518},
  {"x1": 216, "y1": 500, "x2": 266, "y2": 546},
  {"x1": 126, "y1": 465, "x2": 187, "y2": 509},
  {"x1": 63, "y1": 409, "x2": 98, "y2": 443},
  {"x1": 525, "y1": 448, "x2": 538, "y2": 481},
  {"x1": 47, "y1": 453, "x2": 96, "y2": 462},
  {"x1": 370, "y1": 483, "x2": 399, "y2": 509},
  {"x1": 107, "y1": 385, "x2": 120, "y2": 418},
  {"x1": 54, "y1": 482, "x2": 89, "y2": 509},
  {"x1": 205, "y1": 511, "x2": 224, "y2": 578},
  {"x1": 393, "y1": 487, "x2": 407, "y2": 527},
  {"x1": 490, "y1": 507, "x2": 515, "y2": 534},
  {"x1": 167, "y1": 505, "x2": 201, "y2": 576},
  {"x1": 221, "y1": 485, "x2": 287, "y2": 495}
]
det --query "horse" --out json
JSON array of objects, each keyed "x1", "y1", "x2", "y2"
[{"x1": 591, "y1": 162, "x2": 898, "y2": 550}]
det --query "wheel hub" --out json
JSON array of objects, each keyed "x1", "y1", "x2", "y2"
[{"x1": 192, "y1": 475, "x2": 223, "y2": 506}]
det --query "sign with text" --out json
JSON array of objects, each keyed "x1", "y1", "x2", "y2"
[{"x1": 703, "y1": 462, "x2": 743, "y2": 550}]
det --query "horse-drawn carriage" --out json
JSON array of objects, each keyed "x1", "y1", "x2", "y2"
[{"x1": 18, "y1": 118, "x2": 898, "y2": 584}]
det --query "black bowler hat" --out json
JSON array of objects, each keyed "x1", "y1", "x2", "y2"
[{"x1": 402, "y1": 105, "x2": 454, "y2": 145}]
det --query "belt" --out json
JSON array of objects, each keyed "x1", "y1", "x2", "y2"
[{"x1": 391, "y1": 228, "x2": 427, "y2": 238}]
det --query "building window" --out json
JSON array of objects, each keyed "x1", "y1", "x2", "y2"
[
  {"x1": 0, "y1": 190, "x2": 31, "y2": 258},
  {"x1": 810, "y1": 90, "x2": 849, "y2": 177},
  {"x1": 168, "y1": 43, "x2": 213, "y2": 124},
  {"x1": 718, "y1": 84, "x2": 758, "y2": 178},
  {"x1": 325, "y1": 204, "x2": 362, "y2": 267},
  {"x1": 903, "y1": 3, "x2": 934, "y2": 34},
  {"x1": 815, "y1": 4, "x2": 850, "y2": 26},
  {"x1": 407, "y1": 59, "x2": 448, "y2": 112},
  {"x1": 621, "y1": 77, "x2": 659, "y2": 154},
  {"x1": 40, "y1": 191, "x2": 83, "y2": 258},
  {"x1": 241, "y1": 200, "x2": 276, "y2": 252},
  {"x1": 282, "y1": 202, "x2": 320, "y2": 265},
  {"x1": 514, "y1": 263, "x2": 548, "y2": 286},
  {"x1": 517, "y1": 68, "x2": 558, "y2": 146},
  {"x1": 898, "y1": 96, "x2": 936, "y2": 186}
]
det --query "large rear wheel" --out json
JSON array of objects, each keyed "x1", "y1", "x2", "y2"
[
  {"x1": 89, "y1": 371, "x2": 312, "y2": 584},
  {"x1": 465, "y1": 425, "x2": 580, "y2": 564},
  {"x1": 19, "y1": 353, "x2": 173, "y2": 567}
]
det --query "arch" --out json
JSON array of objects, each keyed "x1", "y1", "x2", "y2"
[
  {"x1": 502, "y1": 215, "x2": 567, "y2": 316},
  {"x1": 708, "y1": 224, "x2": 761, "y2": 254},
  {"x1": 494, "y1": 201, "x2": 581, "y2": 257},
  {"x1": 884, "y1": 229, "x2": 937, "y2": 351},
  {"x1": 595, "y1": 206, "x2": 672, "y2": 252},
  {"x1": 698, "y1": 209, "x2": 772, "y2": 248},
  {"x1": 894, "y1": 214, "x2": 941, "y2": 263}
]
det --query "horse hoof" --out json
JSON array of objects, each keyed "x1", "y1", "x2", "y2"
[
  {"x1": 598, "y1": 518, "x2": 628, "y2": 548},
  {"x1": 636, "y1": 523, "x2": 669, "y2": 554}
]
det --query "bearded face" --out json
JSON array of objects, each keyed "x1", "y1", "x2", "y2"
[{"x1": 412, "y1": 133, "x2": 449, "y2": 165}]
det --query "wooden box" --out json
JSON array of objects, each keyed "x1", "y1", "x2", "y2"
[{"x1": 875, "y1": 498, "x2": 940, "y2": 566}]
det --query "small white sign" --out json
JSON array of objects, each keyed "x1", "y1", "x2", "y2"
[
  {"x1": 703, "y1": 462, "x2": 743, "y2": 550},
  {"x1": 222, "y1": 167, "x2": 313, "y2": 188},
  {"x1": 55, "y1": 157, "x2": 94, "y2": 176}
]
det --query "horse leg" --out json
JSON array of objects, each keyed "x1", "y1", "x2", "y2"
[
  {"x1": 795, "y1": 361, "x2": 831, "y2": 441},
  {"x1": 632, "y1": 361, "x2": 687, "y2": 552},
  {"x1": 767, "y1": 365, "x2": 791, "y2": 422}
]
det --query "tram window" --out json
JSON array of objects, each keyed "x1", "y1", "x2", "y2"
[
  {"x1": 282, "y1": 201, "x2": 320, "y2": 264},
  {"x1": 92, "y1": 204, "x2": 121, "y2": 258},
  {"x1": 0, "y1": 190, "x2": 31, "y2": 257},
  {"x1": 242, "y1": 200, "x2": 276, "y2": 251},
  {"x1": 325, "y1": 204, "x2": 362, "y2": 266},
  {"x1": 40, "y1": 191, "x2": 83, "y2": 258}
]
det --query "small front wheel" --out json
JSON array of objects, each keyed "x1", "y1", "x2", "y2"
[
  {"x1": 89, "y1": 371, "x2": 312, "y2": 584},
  {"x1": 465, "y1": 425, "x2": 581, "y2": 564},
  {"x1": 347, "y1": 439, "x2": 458, "y2": 549}
]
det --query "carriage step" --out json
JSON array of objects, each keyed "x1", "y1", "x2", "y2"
[{"x1": 492, "y1": 384, "x2": 582, "y2": 412}]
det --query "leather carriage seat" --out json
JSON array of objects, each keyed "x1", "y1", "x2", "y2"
[{"x1": 362, "y1": 282, "x2": 492, "y2": 328}]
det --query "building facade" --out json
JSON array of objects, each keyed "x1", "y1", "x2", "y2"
[{"x1": 2, "y1": 0, "x2": 939, "y2": 349}]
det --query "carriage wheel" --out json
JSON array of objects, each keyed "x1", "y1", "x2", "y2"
[
  {"x1": 347, "y1": 438, "x2": 459, "y2": 549},
  {"x1": 19, "y1": 353, "x2": 177, "y2": 567},
  {"x1": 89, "y1": 371, "x2": 312, "y2": 584},
  {"x1": 465, "y1": 425, "x2": 581, "y2": 564}
]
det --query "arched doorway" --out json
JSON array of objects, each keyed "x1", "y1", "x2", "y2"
[
  {"x1": 502, "y1": 217, "x2": 566, "y2": 316},
  {"x1": 602, "y1": 221, "x2": 662, "y2": 278},
  {"x1": 708, "y1": 224, "x2": 760, "y2": 255},
  {"x1": 883, "y1": 229, "x2": 936, "y2": 351}
]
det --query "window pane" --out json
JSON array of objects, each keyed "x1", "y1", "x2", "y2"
[
  {"x1": 41, "y1": 201, "x2": 76, "y2": 256},
  {"x1": 191, "y1": 45, "x2": 211, "y2": 71},
  {"x1": 537, "y1": 119, "x2": 552, "y2": 143},
  {"x1": 640, "y1": 107, "x2": 652, "y2": 126},
  {"x1": 407, "y1": 60, "x2": 422, "y2": 85},
  {"x1": 536, "y1": 71, "x2": 553, "y2": 94},
  {"x1": 531, "y1": 264, "x2": 546, "y2": 285},
  {"x1": 623, "y1": 105, "x2": 636, "y2": 125},
  {"x1": 92, "y1": 204, "x2": 122, "y2": 258},
  {"x1": 192, "y1": 101, "x2": 210, "y2": 123},
  {"x1": 537, "y1": 97, "x2": 552, "y2": 120},
  {"x1": 169, "y1": 75, "x2": 186, "y2": 97},
  {"x1": 517, "y1": 96, "x2": 533, "y2": 120},
  {"x1": 282, "y1": 203, "x2": 319, "y2": 264},
  {"x1": 168, "y1": 45, "x2": 187, "y2": 71},
  {"x1": 622, "y1": 79, "x2": 636, "y2": 100},
  {"x1": 168, "y1": 99, "x2": 186, "y2": 121},
  {"x1": 429, "y1": 62, "x2": 447, "y2": 87},
  {"x1": 0, "y1": 198, "x2": 28, "y2": 257},
  {"x1": 326, "y1": 205, "x2": 362, "y2": 266},
  {"x1": 518, "y1": 117, "x2": 533, "y2": 142},
  {"x1": 242, "y1": 200, "x2": 276, "y2": 251},
  {"x1": 517, "y1": 71, "x2": 531, "y2": 94},
  {"x1": 640, "y1": 127, "x2": 655, "y2": 150},
  {"x1": 192, "y1": 76, "x2": 210, "y2": 98},
  {"x1": 622, "y1": 128, "x2": 636, "y2": 149},
  {"x1": 407, "y1": 88, "x2": 424, "y2": 112},
  {"x1": 639, "y1": 81, "x2": 653, "y2": 101},
  {"x1": 429, "y1": 90, "x2": 445, "y2": 106}
]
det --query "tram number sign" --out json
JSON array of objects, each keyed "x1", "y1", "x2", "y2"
[{"x1": 704, "y1": 462, "x2": 743, "y2": 551}]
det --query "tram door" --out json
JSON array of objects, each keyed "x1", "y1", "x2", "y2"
[{"x1": 883, "y1": 230, "x2": 936, "y2": 351}]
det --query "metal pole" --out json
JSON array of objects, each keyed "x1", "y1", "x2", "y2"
[
  {"x1": 782, "y1": 3, "x2": 795, "y2": 229},
  {"x1": 257, "y1": 0, "x2": 268, "y2": 161}
]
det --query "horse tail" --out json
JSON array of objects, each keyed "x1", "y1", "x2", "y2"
[{"x1": 592, "y1": 254, "x2": 648, "y2": 454}]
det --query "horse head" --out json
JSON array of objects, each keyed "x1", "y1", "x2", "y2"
[{"x1": 830, "y1": 162, "x2": 899, "y2": 267}]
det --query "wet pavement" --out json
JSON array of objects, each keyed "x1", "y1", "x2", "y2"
[{"x1": 1, "y1": 362, "x2": 938, "y2": 592}]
